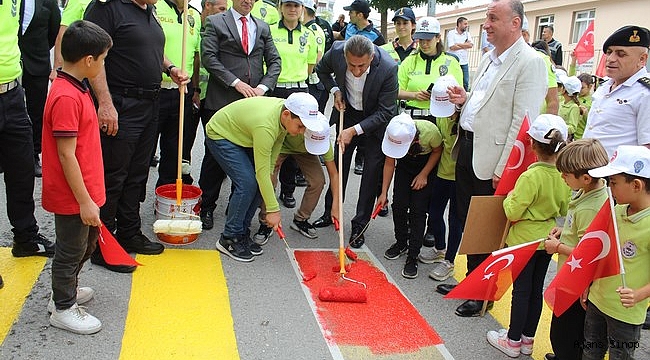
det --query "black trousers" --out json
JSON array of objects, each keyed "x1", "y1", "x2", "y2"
[
  {"x1": 21, "y1": 71, "x2": 48, "y2": 156},
  {"x1": 455, "y1": 133, "x2": 493, "y2": 275},
  {"x1": 198, "y1": 105, "x2": 227, "y2": 213},
  {"x1": 0, "y1": 85, "x2": 39, "y2": 243},
  {"x1": 155, "y1": 88, "x2": 193, "y2": 187},
  {"x1": 550, "y1": 299, "x2": 585, "y2": 359},
  {"x1": 182, "y1": 95, "x2": 201, "y2": 164},
  {"x1": 322, "y1": 108, "x2": 384, "y2": 231},
  {"x1": 308, "y1": 82, "x2": 328, "y2": 113},
  {"x1": 100, "y1": 93, "x2": 159, "y2": 241}
]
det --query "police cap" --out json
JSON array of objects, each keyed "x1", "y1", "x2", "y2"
[{"x1": 603, "y1": 25, "x2": 650, "y2": 52}]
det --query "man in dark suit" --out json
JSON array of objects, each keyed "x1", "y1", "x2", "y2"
[
  {"x1": 18, "y1": 0, "x2": 60, "y2": 177},
  {"x1": 198, "y1": 0, "x2": 281, "y2": 230},
  {"x1": 312, "y1": 35, "x2": 398, "y2": 248}
]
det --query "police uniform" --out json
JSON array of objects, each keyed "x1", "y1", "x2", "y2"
[
  {"x1": 341, "y1": 21, "x2": 385, "y2": 46},
  {"x1": 154, "y1": 0, "x2": 201, "y2": 187},
  {"x1": 305, "y1": 17, "x2": 327, "y2": 112},
  {"x1": 583, "y1": 25, "x2": 650, "y2": 157},
  {"x1": 381, "y1": 38, "x2": 416, "y2": 64},
  {"x1": 60, "y1": 0, "x2": 92, "y2": 26},
  {"x1": 84, "y1": 0, "x2": 166, "y2": 252},
  {"x1": 226, "y1": 0, "x2": 279, "y2": 25}
]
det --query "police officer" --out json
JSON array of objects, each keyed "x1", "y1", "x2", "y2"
[
  {"x1": 85, "y1": 0, "x2": 189, "y2": 272},
  {"x1": 381, "y1": 7, "x2": 416, "y2": 64},
  {"x1": 303, "y1": 0, "x2": 327, "y2": 112},
  {"x1": 583, "y1": 25, "x2": 650, "y2": 157}
]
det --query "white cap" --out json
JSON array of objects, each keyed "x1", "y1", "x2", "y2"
[
  {"x1": 413, "y1": 17, "x2": 441, "y2": 40},
  {"x1": 382, "y1": 113, "x2": 416, "y2": 159},
  {"x1": 429, "y1": 75, "x2": 459, "y2": 117},
  {"x1": 527, "y1": 114, "x2": 568, "y2": 144},
  {"x1": 561, "y1": 76, "x2": 582, "y2": 95},
  {"x1": 304, "y1": 113, "x2": 330, "y2": 155},
  {"x1": 522, "y1": 15, "x2": 529, "y2": 32},
  {"x1": 303, "y1": 0, "x2": 316, "y2": 11},
  {"x1": 589, "y1": 145, "x2": 650, "y2": 179},
  {"x1": 284, "y1": 93, "x2": 321, "y2": 131},
  {"x1": 554, "y1": 68, "x2": 567, "y2": 80}
]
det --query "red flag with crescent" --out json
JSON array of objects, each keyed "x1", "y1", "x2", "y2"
[
  {"x1": 574, "y1": 21, "x2": 595, "y2": 65},
  {"x1": 444, "y1": 239, "x2": 543, "y2": 301},
  {"x1": 494, "y1": 114, "x2": 536, "y2": 195},
  {"x1": 544, "y1": 200, "x2": 620, "y2": 317}
]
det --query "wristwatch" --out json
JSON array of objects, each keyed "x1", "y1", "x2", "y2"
[{"x1": 165, "y1": 65, "x2": 176, "y2": 77}]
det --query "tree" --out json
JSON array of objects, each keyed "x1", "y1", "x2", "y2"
[{"x1": 369, "y1": 0, "x2": 465, "y2": 39}]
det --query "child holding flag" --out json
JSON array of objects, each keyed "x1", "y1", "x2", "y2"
[
  {"x1": 543, "y1": 138, "x2": 610, "y2": 360},
  {"x1": 487, "y1": 114, "x2": 571, "y2": 357},
  {"x1": 582, "y1": 145, "x2": 650, "y2": 360}
]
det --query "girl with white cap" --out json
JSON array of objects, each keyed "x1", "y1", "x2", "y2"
[{"x1": 557, "y1": 75, "x2": 582, "y2": 140}]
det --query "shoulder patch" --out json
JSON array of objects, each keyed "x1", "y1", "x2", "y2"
[{"x1": 638, "y1": 76, "x2": 650, "y2": 90}]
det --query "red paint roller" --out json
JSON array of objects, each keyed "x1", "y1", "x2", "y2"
[{"x1": 318, "y1": 285, "x2": 367, "y2": 303}]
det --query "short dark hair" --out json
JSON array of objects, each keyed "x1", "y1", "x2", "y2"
[
  {"x1": 533, "y1": 128, "x2": 566, "y2": 157},
  {"x1": 62, "y1": 20, "x2": 112, "y2": 63},
  {"x1": 531, "y1": 40, "x2": 551, "y2": 56},
  {"x1": 621, "y1": 173, "x2": 650, "y2": 193},
  {"x1": 544, "y1": 25, "x2": 555, "y2": 33},
  {"x1": 456, "y1": 17, "x2": 467, "y2": 26},
  {"x1": 344, "y1": 35, "x2": 374, "y2": 57}
]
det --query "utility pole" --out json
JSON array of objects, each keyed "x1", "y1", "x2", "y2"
[{"x1": 427, "y1": 0, "x2": 437, "y2": 16}]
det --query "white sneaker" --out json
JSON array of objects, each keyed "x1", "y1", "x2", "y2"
[
  {"x1": 49, "y1": 303, "x2": 102, "y2": 335},
  {"x1": 418, "y1": 246, "x2": 445, "y2": 264},
  {"x1": 521, "y1": 334, "x2": 534, "y2": 355},
  {"x1": 429, "y1": 260, "x2": 455, "y2": 281},
  {"x1": 48, "y1": 287, "x2": 95, "y2": 313},
  {"x1": 487, "y1": 328, "x2": 521, "y2": 358}
]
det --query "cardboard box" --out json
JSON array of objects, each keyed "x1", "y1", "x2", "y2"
[{"x1": 458, "y1": 195, "x2": 510, "y2": 255}]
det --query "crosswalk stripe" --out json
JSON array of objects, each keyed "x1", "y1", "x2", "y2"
[{"x1": 119, "y1": 249, "x2": 239, "y2": 359}]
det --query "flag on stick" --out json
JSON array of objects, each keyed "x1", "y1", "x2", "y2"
[
  {"x1": 98, "y1": 224, "x2": 141, "y2": 266},
  {"x1": 494, "y1": 113, "x2": 536, "y2": 195}
]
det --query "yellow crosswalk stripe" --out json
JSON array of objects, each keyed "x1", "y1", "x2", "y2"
[
  {"x1": 119, "y1": 249, "x2": 239, "y2": 359},
  {"x1": 0, "y1": 247, "x2": 47, "y2": 343}
]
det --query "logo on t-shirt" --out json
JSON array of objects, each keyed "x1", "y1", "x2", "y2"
[{"x1": 621, "y1": 240, "x2": 636, "y2": 258}]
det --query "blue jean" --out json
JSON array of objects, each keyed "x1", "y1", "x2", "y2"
[
  {"x1": 583, "y1": 301, "x2": 641, "y2": 360},
  {"x1": 426, "y1": 176, "x2": 462, "y2": 264},
  {"x1": 460, "y1": 64, "x2": 470, "y2": 91},
  {"x1": 206, "y1": 139, "x2": 260, "y2": 238}
]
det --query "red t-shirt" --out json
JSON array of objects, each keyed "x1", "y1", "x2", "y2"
[{"x1": 41, "y1": 71, "x2": 106, "y2": 215}]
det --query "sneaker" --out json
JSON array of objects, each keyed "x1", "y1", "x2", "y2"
[
  {"x1": 521, "y1": 335, "x2": 534, "y2": 355},
  {"x1": 402, "y1": 256, "x2": 418, "y2": 279},
  {"x1": 200, "y1": 210, "x2": 214, "y2": 230},
  {"x1": 290, "y1": 219, "x2": 317, "y2": 239},
  {"x1": 487, "y1": 329, "x2": 521, "y2": 358},
  {"x1": 418, "y1": 246, "x2": 446, "y2": 264},
  {"x1": 384, "y1": 242, "x2": 407, "y2": 260},
  {"x1": 216, "y1": 235, "x2": 253, "y2": 262},
  {"x1": 49, "y1": 303, "x2": 102, "y2": 335},
  {"x1": 90, "y1": 250, "x2": 137, "y2": 273},
  {"x1": 12, "y1": 234, "x2": 55, "y2": 258},
  {"x1": 253, "y1": 224, "x2": 273, "y2": 245},
  {"x1": 245, "y1": 235, "x2": 263, "y2": 256},
  {"x1": 429, "y1": 260, "x2": 455, "y2": 281},
  {"x1": 48, "y1": 287, "x2": 95, "y2": 313},
  {"x1": 377, "y1": 205, "x2": 389, "y2": 217},
  {"x1": 121, "y1": 233, "x2": 164, "y2": 255}
]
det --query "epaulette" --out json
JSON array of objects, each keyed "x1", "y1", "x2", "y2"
[{"x1": 638, "y1": 76, "x2": 650, "y2": 90}]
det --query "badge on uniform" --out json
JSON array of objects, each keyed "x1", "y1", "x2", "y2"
[
  {"x1": 439, "y1": 65, "x2": 448, "y2": 76},
  {"x1": 299, "y1": 32, "x2": 308, "y2": 53},
  {"x1": 188, "y1": 14, "x2": 195, "y2": 28},
  {"x1": 260, "y1": 8, "x2": 267, "y2": 18}
]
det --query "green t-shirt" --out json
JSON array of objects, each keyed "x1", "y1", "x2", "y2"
[
  {"x1": 281, "y1": 134, "x2": 334, "y2": 162},
  {"x1": 0, "y1": 0, "x2": 22, "y2": 83},
  {"x1": 435, "y1": 116, "x2": 458, "y2": 180},
  {"x1": 61, "y1": 0, "x2": 92, "y2": 26},
  {"x1": 155, "y1": 1, "x2": 201, "y2": 81},
  {"x1": 557, "y1": 183, "x2": 608, "y2": 268},
  {"x1": 398, "y1": 52, "x2": 463, "y2": 109},
  {"x1": 413, "y1": 120, "x2": 443, "y2": 155},
  {"x1": 305, "y1": 20, "x2": 325, "y2": 85},
  {"x1": 559, "y1": 100, "x2": 580, "y2": 137},
  {"x1": 271, "y1": 21, "x2": 318, "y2": 83},
  {"x1": 205, "y1": 97, "x2": 288, "y2": 212},
  {"x1": 574, "y1": 93, "x2": 592, "y2": 139},
  {"x1": 539, "y1": 53, "x2": 557, "y2": 114},
  {"x1": 589, "y1": 204, "x2": 650, "y2": 325},
  {"x1": 503, "y1": 162, "x2": 571, "y2": 248}
]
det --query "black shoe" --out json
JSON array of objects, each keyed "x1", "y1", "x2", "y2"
[
  {"x1": 295, "y1": 173, "x2": 308, "y2": 187},
  {"x1": 90, "y1": 250, "x2": 137, "y2": 273},
  {"x1": 384, "y1": 242, "x2": 407, "y2": 260},
  {"x1": 12, "y1": 234, "x2": 55, "y2": 258},
  {"x1": 216, "y1": 234, "x2": 253, "y2": 262},
  {"x1": 291, "y1": 219, "x2": 318, "y2": 239},
  {"x1": 279, "y1": 193, "x2": 296, "y2": 208},
  {"x1": 245, "y1": 235, "x2": 263, "y2": 256},
  {"x1": 353, "y1": 163, "x2": 363, "y2": 175},
  {"x1": 253, "y1": 224, "x2": 273, "y2": 245},
  {"x1": 200, "y1": 210, "x2": 214, "y2": 230},
  {"x1": 121, "y1": 233, "x2": 164, "y2": 255},
  {"x1": 402, "y1": 256, "x2": 418, "y2": 279},
  {"x1": 0, "y1": 273, "x2": 4, "y2": 289},
  {"x1": 312, "y1": 215, "x2": 333, "y2": 228},
  {"x1": 150, "y1": 155, "x2": 159, "y2": 167},
  {"x1": 455, "y1": 300, "x2": 494, "y2": 317},
  {"x1": 378, "y1": 205, "x2": 389, "y2": 217},
  {"x1": 349, "y1": 230, "x2": 365, "y2": 248},
  {"x1": 544, "y1": 354, "x2": 557, "y2": 360},
  {"x1": 436, "y1": 283, "x2": 457, "y2": 295},
  {"x1": 34, "y1": 158, "x2": 42, "y2": 178},
  {"x1": 423, "y1": 232, "x2": 436, "y2": 246}
]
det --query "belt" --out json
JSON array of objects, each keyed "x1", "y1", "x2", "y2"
[
  {"x1": 405, "y1": 107, "x2": 433, "y2": 118},
  {"x1": 0, "y1": 80, "x2": 19, "y2": 94},
  {"x1": 276, "y1": 81, "x2": 307, "y2": 89},
  {"x1": 460, "y1": 128, "x2": 474, "y2": 140},
  {"x1": 160, "y1": 80, "x2": 179, "y2": 90},
  {"x1": 113, "y1": 86, "x2": 161, "y2": 100}
]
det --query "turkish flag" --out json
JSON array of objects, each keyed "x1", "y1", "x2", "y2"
[
  {"x1": 494, "y1": 114, "x2": 536, "y2": 196},
  {"x1": 544, "y1": 199, "x2": 620, "y2": 317},
  {"x1": 98, "y1": 224, "x2": 141, "y2": 266},
  {"x1": 595, "y1": 53, "x2": 607, "y2": 78},
  {"x1": 574, "y1": 21, "x2": 595, "y2": 65},
  {"x1": 445, "y1": 239, "x2": 543, "y2": 301}
]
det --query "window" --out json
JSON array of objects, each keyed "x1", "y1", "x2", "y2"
[
  {"x1": 536, "y1": 15, "x2": 554, "y2": 40},
  {"x1": 572, "y1": 9, "x2": 596, "y2": 43}
]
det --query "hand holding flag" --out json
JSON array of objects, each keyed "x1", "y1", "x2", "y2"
[{"x1": 98, "y1": 224, "x2": 141, "y2": 267}]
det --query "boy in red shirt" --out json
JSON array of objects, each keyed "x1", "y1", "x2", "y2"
[{"x1": 42, "y1": 20, "x2": 112, "y2": 335}]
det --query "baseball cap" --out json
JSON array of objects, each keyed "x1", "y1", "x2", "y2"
[
  {"x1": 392, "y1": 7, "x2": 415, "y2": 23},
  {"x1": 284, "y1": 93, "x2": 321, "y2": 131},
  {"x1": 554, "y1": 68, "x2": 568, "y2": 80},
  {"x1": 382, "y1": 113, "x2": 416, "y2": 159},
  {"x1": 413, "y1": 17, "x2": 441, "y2": 40},
  {"x1": 589, "y1": 145, "x2": 650, "y2": 179},
  {"x1": 561, "y1": 76, "x2": 582, "y2": 95},
  {"x1": 304, "y1": 113, "x2": 330, "y2": 155},
  {"x1": 527, "y1": 114, "x2": 568, "y2": 144},
  {"x1": 302, "y1": 0, "x2": 316, "y2": 11},
  {"x1": 343, "y1": 0, "x2": 370, "y2": 15},
  {"x1": 429, "y1": 75, "x2": 459, "y2": 117},
  {"x1": 281, "y1": 0, "x2": 304, "y2": 4}
]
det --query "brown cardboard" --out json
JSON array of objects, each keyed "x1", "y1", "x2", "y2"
[{"x1": 458, "y1": 195, "x2": 510, "y2": 255}]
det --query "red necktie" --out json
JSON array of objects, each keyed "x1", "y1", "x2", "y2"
[{"x1": 240, "y1": 16, "x2": 248, "y2": 54}]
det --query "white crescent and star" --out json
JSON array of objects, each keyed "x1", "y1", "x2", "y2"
[
  {"x1": 506, "y1": 140, "x2": 525, "y2": 170},
  {"x1": 566, "y1": 255, "x2": 582, "y2": 272},
  {"x1": 583, "y1": 30, "x2": 594, "y2": 47},
  {"x1": 578, "y1": 230, "x2": 611, "y2": 264},
  {"x1": 482, "y1": 254, "x2": 514, "y2": 281}
]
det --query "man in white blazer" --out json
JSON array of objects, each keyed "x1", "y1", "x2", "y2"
[{"x1": 437, "y1": 0, "x2": 548, "y2": 317}]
